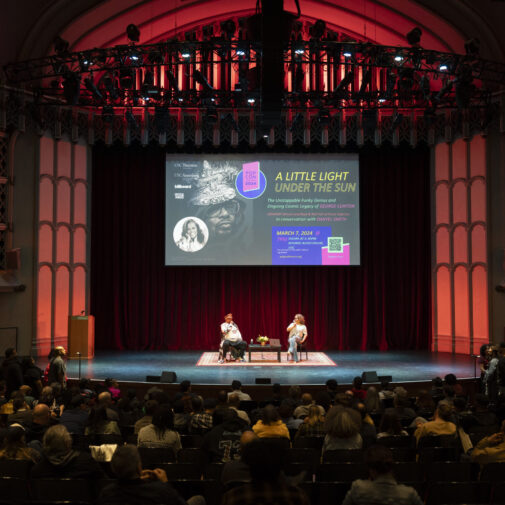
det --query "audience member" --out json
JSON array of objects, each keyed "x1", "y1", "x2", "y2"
[
  {"x1": 378, "y1": 380, "x2": 395, "y2": 404},
  {"x1": 203, "y1": 409, "x2": 248, "y2": 463},
  {"x1": 414, "y1": 389, "x2": 435, "y2": 419},
  {"x1": 414, "y1": 404, "x2": 457, "y2": 443},
  {"x1": 471, "y1": 420, "x2": 505, "y2": 465},
  {"x1": 325, "y1": 379, "x2": 338, "y2": 403},
  {"x1": 323, "y1": 408, "x2": 362, "y2": 452},
  {"x1": 59, "y1": 395, "x2": 89, "y2": 435},
  {"x1": 85, "y1": 405, "x2": 121, "y2": 436},
  {"x1": 47, "y1": 346, "x2": 67, "y2": 387},
  {"x1": 31, "y1": 424, "x2": 103, "y2": 479},
  {"x1": 137, "y1": 404, "x2": 182, "y2": 453},
  {"x1": 227, "y1": 380, "x2": 251, "y2": 401},
  {"x1": 252, "y1": 405, "x2": 289, "y2": 439},
  {"x1": 221, "y1": 438, "x2": 310, "y2": 505},
  {"x1": 287, "y1": 385, "x2": 302, "y2": 407},
  {"x1": 174, "y1": 380, "x2": 198, "y2": 413},
  {"x1": 7, "y1": 394, "x2": 32, "y2": 426},
  {"x1": 134, "y1": 399, "x2": 158, "y2": 434},
  {"x1": 295, "y1": 404, "x2": 326, "y2": 439},
  {"x1": 21, "y1": 357, "x2": 43, "y2": 399},
  {"x1": 278, "y1": 400, "x2": 303, "y2": 430},
  {"x1": 377, "y1": 412, "x2": 408, "y2": 438},
  {"x1": 104, "y1": 378, "x2": 121, "y2": 401},
  {"x1": 189, "y1": 396, "x2": 214, "y2": 434},
  {"x1": 384, "y1": 390, "x2": 416, "y2": 423},
  {"x1": 228, "y1": 393, "x2": 251, "y2": 424},
  {"x1": 117, "y1": 389, "x2": 141, "y2": 426},
  {"x1": 351, "y1": 377, "x2": 367, "y2": 401},
  {"x1": 431, "y1": 377, "x2": 445, "y2": 404},
  {"x1": 97, "y1": 391, "x2": 119, "y2": 421},
  {"x1": 221, "y1": 430, "x2": 258, "y2": 485},
  {"x1": 364, "y1": 386, "x2": 382, "y2": 414},
  {"x1": 293, "y1": 393, "x2": 325, "y2": 419},
  {"x1": 264, "y1": 382, "x2": 285, "y2": 404},
  {"x1": 26, "y1": 403, "x2": 54, "y2": 444},
  {"x1": 356, "y1": 402, "x2": 377, "y2": 447},
  {"x1": 99, "y1": 444, "x2": 203, "y2": 505},
  {"x1": 1, "y1": 348, "x2": 23, "y2": 398},
  {"x1": 0, "y1": 425, "x2": 39, "y2": 462},
  {"x1": 173, "y1": 399, "x2": 191, "y2": 433},
  {"x1": 342, "y1": 445, "x2": 423, "y2": 505}
]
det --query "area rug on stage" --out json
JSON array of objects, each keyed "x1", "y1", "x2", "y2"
[{"x1": 196, "y1": 352, "x2": 336, "y2": 367}]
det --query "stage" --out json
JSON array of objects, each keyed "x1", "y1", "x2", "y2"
[{"x1": 50, "y1": 350, "x2": 478, "y2": 386}]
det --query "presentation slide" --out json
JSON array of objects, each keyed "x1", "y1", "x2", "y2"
[{"x1": 165, "y1": 154, "x2": 360, "y2": 266}]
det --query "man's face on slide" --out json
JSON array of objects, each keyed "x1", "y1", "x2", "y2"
[{"x1": 205, "y1": 200, "x2": 240, "y2": 236}]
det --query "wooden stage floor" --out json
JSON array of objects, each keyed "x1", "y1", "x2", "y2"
[{"x1": 50, "y1": 350, "x2": 478, "y2": 386}]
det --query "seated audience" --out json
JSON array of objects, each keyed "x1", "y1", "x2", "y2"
[
  {"x1": 59, "y1": 395, "x2": 89, "y2": 435},
  {"x1": 137, "y1": 404, "x2": 182, "y2": 453},
  {"x1": 7, "y1": 394, "x2": 32, "y2": 426},
  {"x1": 295, "y1": 404, "x2": 326, "y2": 439},
  {"x1": 279, "y1": 400, "x2": 303, "y2": 430},
  {"x1": 97, "y1": 391, "x2": 119, "y2": 421},
  {"x1": 384, "y1": 390, "x2": 416, "y2": 424},
  {"x1": 351, "y1": 377, "x2": 367, "y2": 401},
  {"x1": 342, "y1": 445, "x2": 423, "y2": 505},
  {"x1": 325, "y1": 379, "x2": 338, "y2": 403},
  {"x1": 85, "y1": 405, "x2": 121, "y2": 436},
  {"x1": 287, "y1": 385, "x2": 302, "y2": 407},
  {"x1": 174, "y1": 380, "x2": 198, "y2": 413},
  {"x1": 471, "y1": 420, "x2": 505, "y2": 465},
  {"x1": 98, "y1": 444, "x2": 203, "y2": 505},
  {"x1": 0, "y1": 425, "x2": 39, "y2": 462},
  {"x1": 356, "y1": 402, "x2": 377, "y2": 447},
  {"x1": 444, "y1": 373, "x2": 465, "y2": 397},
  {"x1": 117, "y1": 389, "x2": 142, "y2": 426},
  {"x1": 31, "y1": 424, "x2": 103, "y2": 479},
  {"x1": 293, "y1": 393, "x2": 325, "y2": 419},
  {"x1": 227, "y1": 380, "x2": 252, "y2": 401},
  {"x1": 134, "y1": 399, "x2": 158, "y2": 435},
  {"x1": 203, "y1": 408, "x2": 249, "y2": 463},
  {"x1": 377, "y1": 412, "x2": 409, "y2": 438},
  {"x1": 221, "y1": 438, "x2": 310, "y2": 505},
  {"x1": 104, "y1": 378, "x2": 121, "y2": 401},
  {"x1": 189, "y1": 397, "x2": 215, "y2": 434},
  {"x1": 414, "y1": 404, "x2": 457, "y2": 443},
  {"x1": 364, "y1": 386, "x2": 382, "y2": 414},
  {"x1": 414, "y1": 389, "x2": 435, "y2": 419},
  {"x1": 431, "y1": 377, "x2": 445, "y2": 404},
  {"x1": 264, "y1": 382, "x2": 285, "y2": 404},
  {"x1": 173, "y1": 399, "x2": 191, "y2": 434},
  {"x1": 221, "y1": 430, "x2": 258, "y2": 485},
  {"x1": 378, "y1": 380, "x2": 395, "y2": 403},
  {"x1": 26, "y1": 403, "x2": 54, "y2": 445},
  {"x1": 228, "y1": 393, "x2": 251, "y2": 424},
  {"x1": 252, "y1": 405, "x2": 290, "y2": 439},
  {"x1": 323, "y1": 408, "x2": 362, "y2": 452}
]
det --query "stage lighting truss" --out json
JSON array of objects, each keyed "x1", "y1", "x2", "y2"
[{"x1": 3, "y1": 39, "x2": 504, "y2": 115}]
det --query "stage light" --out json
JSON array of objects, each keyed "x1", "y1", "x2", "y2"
[
  {"x1": 343, "y1": 45, "x2": 353, "y2": 58},
  {"x1": 294, "y1": 43, "x2": 305, "y2": 56},
  {"x1": 165, "y1": 69, "x2": 179, "y2": 92},
  {"x1": 62, "y1": 72, "x2": 80, "y2": 105},
  {"x1": 126, "y1": 24, "x2": 140, "y2": 42},
  {"x1": 311, "y1": 20, "x2": 326, "y2": 40},
  {"x1": 378, "y1": 98, "x2": 386, "y2": 103},
  {"x1": 465, "y1": 38, "x2": 480, "y2": 57},
  {"x1": 406, "y1": 27, "x2": 422, "y2": 46},
  {"x1": 193, "y1": 69, "x2": 214, "y2": 93},
  {"x1": 84, "y1": 77, "x2": 102, "y2": 101},
  {"x1": 394, "y1": 54, "x2": 404, "y2": 63},
  {"x1": 79, "y1": 52, "x2": 93, "y2": 71},
  {"x1": 54, "y1": 36, "x2": 69, "y2": 55},
  {"x1": 102, "y1": 105, "x2": 114, "y2": 124},
  {"x1": 221, "y1": 19, "x2": 236, "y2": 38},
  {"x1": 181, "y1": 49, "x2": 191, "y2": 60},
  {"x1": 247, "y1": 97, "x2": 256, "y2": 104},
  {"x1": 439, "y1": 61, "x2": 450, "y2": 72},
  {"x1": 335, "y1": 71, "x2": 354, "y2": 96}
]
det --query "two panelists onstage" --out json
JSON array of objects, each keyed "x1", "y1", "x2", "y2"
[{"x1": 217, "y1": 313, "x2": 308, "y2": 364}]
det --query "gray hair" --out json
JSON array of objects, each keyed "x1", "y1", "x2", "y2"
[{"x1": 42, "y1": 424, "x2": 72, "y2": 454}]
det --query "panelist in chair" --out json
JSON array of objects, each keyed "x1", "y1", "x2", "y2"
[
  {"x1": 286, "y1": 314, "x2": 308, "y2": 363},
  {"x1": 219, "y1": 313, "x2": 247, "y2": 364}
]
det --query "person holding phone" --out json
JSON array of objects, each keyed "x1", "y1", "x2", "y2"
[{"x1": 286, "y1": 314, "x2": 307, "y2": 363}]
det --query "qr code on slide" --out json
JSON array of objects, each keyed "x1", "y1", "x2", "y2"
[{"x1": 328, "y1": 237, "x2": 343, "y2": 253}]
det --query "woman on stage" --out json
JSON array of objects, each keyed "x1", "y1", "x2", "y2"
[{"x1": 286, "y1": 314, "x2": 307, "y2": 363}]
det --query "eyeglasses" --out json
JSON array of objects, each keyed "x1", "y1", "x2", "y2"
[{"x1": 205, "y1": 200, "x2": 241, "y2": 218}]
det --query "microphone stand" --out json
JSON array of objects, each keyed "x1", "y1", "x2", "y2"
[{"x1": 76, "y1": 351, "x2": 81, "y2": 380}]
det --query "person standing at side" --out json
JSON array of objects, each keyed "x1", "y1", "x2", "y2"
[{"x1": 286, "y1": 314, "x2": 307, "y2": 363}]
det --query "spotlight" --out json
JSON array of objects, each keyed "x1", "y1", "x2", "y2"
[
  {"x1": 464, "y1": 38, "x2": 480, "y2": 57},
  {"x1": 193, "y1": 69, "x2": 214, "y2": 93},
  {"x1": 406, "y1": 27, "x2": 422, "y2": 46},
  {"x1": 311, "y1": 20, "x2": 326, "y2": 40},
  {"x1": 79, "y1": 52, "x2": 93, "y2": 71},
  {"x1": 221, "y1": 19, "x2": 236, "y2": 38},
  {"x1": 439, "y1": 61, "x2": 450, "y2": 72},
  {"x1": 54, "y1": 36, "x2": 69, "y2": 55},
  {"x1": 84, "y1": 77, "x2": 102, "y2": 101},
  {"x1": 126, "y1": 24, "x2": 140, "y2": 42},
  {"x1": 102, "y1": 105, "x2": 114, "y2": 125},
  {"x1": 181, "y1": 49, "x2": 191, "y2": 60},
  {"x1": 247, "y1": 97, "x2": 256, "y2": 104},
  {"x1": 335, "y1": 70, "x2": 354, "y2": 96},
  {"x1": 378, "y1": 98, "x2": 386, "y2": 103},
  {"x1": 342, "y1": 45, "x2": 353, "y2": 58},
  {"x1": 394, "y1": 54, "x2": 404, "y2": 63},
  {"x1": 294, "y1": 43, "x2": 305, "y2": 56},
  {"x1": 62, "y1": 72, "x2": 80, "y2": 105}
]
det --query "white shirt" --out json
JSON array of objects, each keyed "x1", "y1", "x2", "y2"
[
  {"x1": 221, "y1": 322, "x2": 242, "y2": 342},
  {"x1": 288, "y1": 323, "x2": 307, "y2": 339}
]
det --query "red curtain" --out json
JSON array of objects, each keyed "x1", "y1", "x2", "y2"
[{"x1": 90, "y1": 144, "x2": 431, "y2": 351}]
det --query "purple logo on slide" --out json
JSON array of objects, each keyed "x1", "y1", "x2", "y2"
[{"x1": 236, "y1": 161, "x2": 267, "y2": 199}]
